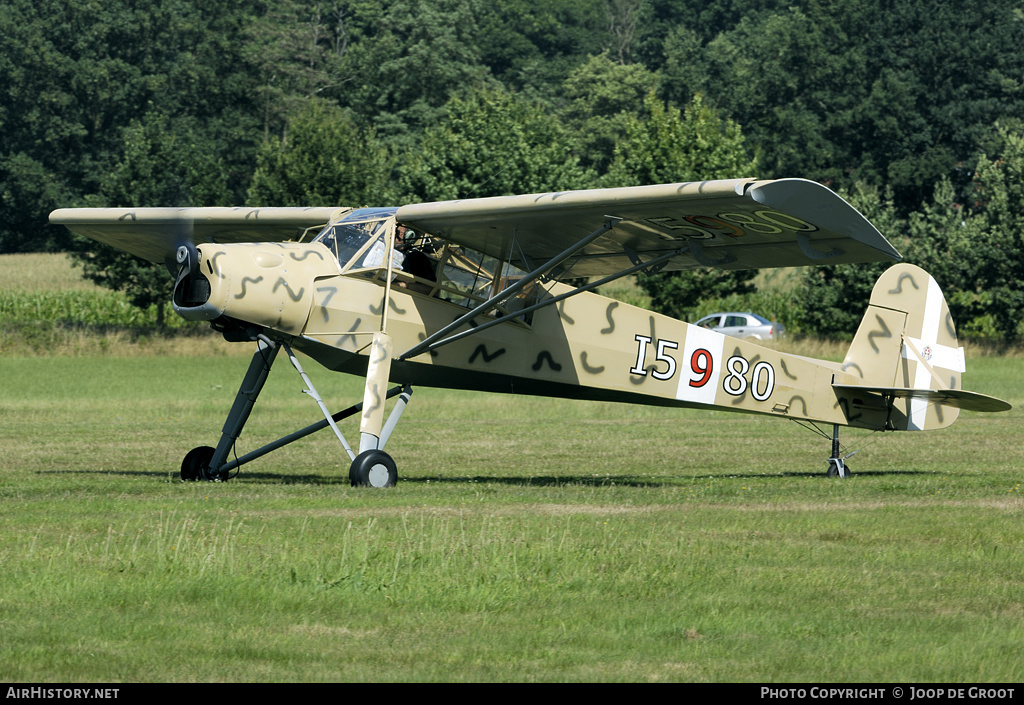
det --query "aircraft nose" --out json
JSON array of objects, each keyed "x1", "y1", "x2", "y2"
[
  {"x1": 172, "y1": 241, "x2": 338, "y2": 334},
  {"x1": 172, "y1": 244, "x2": 219, "y2": 320}
]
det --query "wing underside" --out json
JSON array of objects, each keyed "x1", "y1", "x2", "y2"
[
  {"x1": 397, "y1": 178, "x2": 901, "y2": 277},
  {"x1": 51, "y1": 179, "x2": 899, "y2": 278},
  {"x1": 49, "y1": 207, "x2": 348, "y2": 265}
]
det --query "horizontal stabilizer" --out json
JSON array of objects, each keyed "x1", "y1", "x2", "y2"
[{"x1": 833, "y1": 384, "x2": 1011, "y2": 413}]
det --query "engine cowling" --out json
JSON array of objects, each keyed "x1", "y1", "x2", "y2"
[{"x1": 173, "y1": 241, "x2": 341, "y2": 336}]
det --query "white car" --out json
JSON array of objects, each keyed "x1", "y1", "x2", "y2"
[{"x1": 693, "y1": 312, "x2": 785, "y2": 341}]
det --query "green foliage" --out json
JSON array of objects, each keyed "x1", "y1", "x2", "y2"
[
  {"x1": 795, "y1": 183, "x2": 906, "y2": 340},
  {"x1": 0, "y1": 0, "x2": 261, "y2": 251},
  {"x1": 398, "y1": 87, "x2": 593, "y2": 202},
  {"x1": 799, "y1": 128, "x2": 1024, "y2": 343},
  {"x1": 65, "y1": 112, "x2": 234, "y2": 326},
  {"x1": 638, "y1": 268, "x2": 756, "y2": 324},
  {"x1": 0, "y1": 153, "x2": 74, "y2": 252},
  {"x1": 248, "y1": 101, "x2": 393, "y2": 207},
  {"x1": 796, "y1": 262, "x2": 888, "y2": 342},
  {"x1": 4, "y1": 0, "x2": 1024, "y2": 341},
  {"x1": 338, "y1": 0, "x2": 494, "y2": 145},
  {"x1": 65, "y1": 243, "x2": 174, "y2": 328},
  {"x1": 605, "y1": 93, "x2": 758, "y2": 187},
  {"x1": 676, "y1": 0, "x2": 1024, "y2": 210},
  {"x1": 562, "y1": 53, "x2": 657, "y2": 174},
  {"x1": 608, "y1": 93, "x2": 759, "y2": 321},
  {"x1": 0, "y1": 289, "x2": 179, "y2": 328},
  {"x1": 951, "y1": 126, "x2": 1024, "y2": 340},
  {"x1": 244, "y1": 0, "x2": 352, "y2": 141},
  {"x1": 476, "y1": 0, "x2": 607, "y2": 96},
  {"x1": 684, "y1": 7, "x2": 854, "y2": 186},
  {"x1": 100, "y1": 113, "x2": 232, "y2": 208}
]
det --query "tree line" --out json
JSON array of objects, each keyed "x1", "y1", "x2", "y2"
[{"x1": 3, "y1": 0, "x2": 1023, "y2": 340}]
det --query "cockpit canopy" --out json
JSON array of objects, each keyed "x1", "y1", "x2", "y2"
[
  {"x1": 313, "y1": 208, "x2": 396, "y2": 271},
  {"x1": 312, "y1": 208, "x2": 537, "y2": 321}
]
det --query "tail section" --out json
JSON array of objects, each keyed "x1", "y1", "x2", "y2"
[{"x1": 837, "y1": 263, "x2": 1010, "y2": 430}]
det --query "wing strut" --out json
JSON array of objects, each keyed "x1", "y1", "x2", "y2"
[
  {"x1": 399, "y1": 218, "x2": 621, "y2": 361},
  {"x1": 399, "y1": 243, "x2": 688, "y2": 360}
]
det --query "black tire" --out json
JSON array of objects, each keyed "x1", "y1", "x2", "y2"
[
  {"x1": 826, "y1": 459, "x2": 851, "y2": 478},
  {"x1": 350, "y1": 450, "x2": 398, "y2": 488},
  {"x1": 181, "y1": 446, "x2": 215, "y2": 481}
]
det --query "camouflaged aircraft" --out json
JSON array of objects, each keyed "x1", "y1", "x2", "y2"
[{"x1": 50, "y1": 178, "x2": 1011, "y2": 485}]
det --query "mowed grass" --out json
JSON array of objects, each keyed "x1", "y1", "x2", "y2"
[
  {"x1": 0, "y1": 352, "x2": 1022, "y2": 682},
  {"x1": 1, "y1": 253, "x2": 1022, "y2": 681}
]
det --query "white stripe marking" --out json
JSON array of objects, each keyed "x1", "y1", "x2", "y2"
[
  {"x1": 907, "y1": 275, "x2": 951, "y2": 430},
  {"x1": 676, "y1": 326, "x2": 725, "y2": 405}
]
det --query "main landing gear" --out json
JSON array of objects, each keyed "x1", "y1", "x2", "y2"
[{"x1": 180, "y1": 334, "x2": 412, "y2": 487}]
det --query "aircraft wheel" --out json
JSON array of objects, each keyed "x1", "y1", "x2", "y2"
[
  {"x1": 826, "y1": 459, "x2": 851, "y2": 478},
  {"x1": 350, "y1": 450, "x2": 398, "y2": 488},
  {"x1": 181, "y1": 446, "x2": 215, "y2": 482}
]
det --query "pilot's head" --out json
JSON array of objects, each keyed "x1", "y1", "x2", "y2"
[{"x1": 395, "y1": 224, "x2": 415, "y2": 249}]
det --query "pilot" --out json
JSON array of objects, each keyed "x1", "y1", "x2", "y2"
[
  {"x1": 363, "y1": 232, "x2": 405, "y2": 271},
  {"x1": 395, "y1": 225, "x2": 437, "y2": 283}
]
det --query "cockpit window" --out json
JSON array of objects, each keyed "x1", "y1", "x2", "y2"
[
  {"x1": 313, "y1": 208, "x2": 396, "y2": 271},
  {"x1": 435, "y1": 244, "x2": 536, "y2": 322},
  {"x1": 314, "y1": 209, "x2": 535, "y2": 324},
  {"x1": 441, "y1": 247, "x2": 499, "y2": 307}
]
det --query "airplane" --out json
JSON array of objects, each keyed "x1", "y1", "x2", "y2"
[{"x1": 50, "y1": 177, "x2": 1011, "y2": 485}]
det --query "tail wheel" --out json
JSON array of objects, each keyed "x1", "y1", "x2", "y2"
[
  {"x1": 350, "y1": 450, "x2": 398, "y2": 488},
  {"x1": 181, "y1": 446, "x2": 215, "y2": 481},
  {"x1": 826, "y1": 458, "x2": 851, "y2": 478}
]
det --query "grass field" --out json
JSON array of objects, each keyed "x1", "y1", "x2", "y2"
[{"x1": 0, "y1": 255, "x2": 1022, "y2": 682}]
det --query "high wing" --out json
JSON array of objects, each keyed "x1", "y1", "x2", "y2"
[
  {"x1": 51, "y1": 179, "x2": 899, "y2": 278},
  {"x1": 49, "y1": 206, "x2": 349, "y2": 267},
  {"x1": 397, "y1": 178, "x2": 901, "y2": 277}
]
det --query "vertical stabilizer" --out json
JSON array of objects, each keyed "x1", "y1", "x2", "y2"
[{"x1": 842, "y1": 264, "x2": 964, "y2": 430}]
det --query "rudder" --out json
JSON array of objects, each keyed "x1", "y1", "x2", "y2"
[{"x1": 842, "y1": 263, "x2": 965, "y2": 430}]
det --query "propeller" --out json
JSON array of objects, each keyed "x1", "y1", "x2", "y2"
[{"x1": 169, "y1": 218, "x2": 209, "y2": 308}]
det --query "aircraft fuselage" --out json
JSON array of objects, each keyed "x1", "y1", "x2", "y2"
[{"x1": 176, "y1": 239, "x2": 901, "y2": 432}]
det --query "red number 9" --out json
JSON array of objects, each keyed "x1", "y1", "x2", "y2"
[{"x1": 690, "y1": 348, "x2": 713, "y2": 387}]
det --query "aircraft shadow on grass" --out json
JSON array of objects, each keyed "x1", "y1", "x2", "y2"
[{"x1": 38, "y1": 467, "x2": 939, "y2": 485}]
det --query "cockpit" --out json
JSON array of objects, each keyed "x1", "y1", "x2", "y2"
[
  {"x1": 312, "y1": 208, "x2": 537, "y2": 322},
  {"x1": 313, "y1": 208, "x2": 397, "y2": 272}
]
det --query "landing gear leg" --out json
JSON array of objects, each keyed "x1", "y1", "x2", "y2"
[
  {"x1": 349, "y1": 332, "x2": 410, "y2": 488},
  {"x1": 358, "y1": 332, "x2": 394, "y2": 455},
  {"x1": 181, "y1": 336, "x2": 278, "y2": 481},
  {"x1": 179, "y1": 332, "x2": 413, "y2": 484},
  {"x1": 826, "y1": 424, "x2": 852, "y2": 478},
  {"x1": 348, "y1": 386, "x2": 412, "y2": 487}
]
